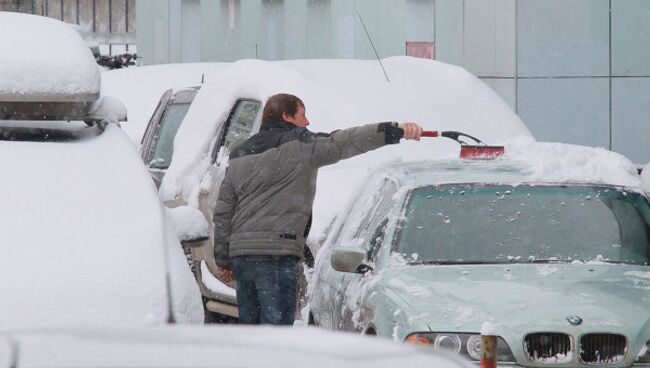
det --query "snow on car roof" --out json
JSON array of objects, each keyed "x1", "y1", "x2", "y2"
[
  {"x1": 160, "y1": 57, "x2": 531, "y2": 201},
  {"x1": 101, "y1": 62, "x2": 228, "y2": 143},
  {"x1": 0, "y1": 12, "x2": 100, "y2": 100},
  {"x1": 377, "y1": 139, "x2": 642, "y2": 189},
  {"x1": 0, "y1": 124, "x2": 200, "y2": 329}
]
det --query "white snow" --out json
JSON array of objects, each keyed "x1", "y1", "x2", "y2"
[
  {"x1": 0, "y1": 123, "x2": 202, "y2": 329},
  {"x1": 480, "y1": 322, "x2": 497, "y2": 336},
  {"x1": 101, "y1": 63, "x2": 227, "y2": 142},
  {"x1": 0, "y1": 12, "x2": 100, "y2": 98},
  {"x1": 0, "y1": 326, "x2": 470, "y2": 367},
  {"x1": 86, "y1": 96, "x2": 127, "y2": 124},
  {"x1": 642, "y1": 162, "x2": 650, "y2": 193},
  {"x1": 200, "y1": 261, "x2": 236, "y2": 298},
  {"x1": 167, "y1": 205, "x2": 209, "y2": 242},
  {"x1": 505, "y1": 138, "x2": 641, "y2": 188}
]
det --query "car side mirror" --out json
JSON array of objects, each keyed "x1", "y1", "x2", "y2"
[
  {"x1": 84, "y1": 96, "x2": 128, "y2": 125},
  {"x1": 331, "y1": 247, "x2": 373, "y2": 274},
  {"x1": 167, "y1": 205, "x2": 209, "y2": 245}
]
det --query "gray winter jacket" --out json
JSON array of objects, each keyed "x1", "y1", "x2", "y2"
[{"x1": 213, "y1": 120, "x2": 403, "y2": 267}]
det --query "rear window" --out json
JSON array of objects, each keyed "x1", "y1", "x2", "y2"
[{"x1": 396, "y1": 185, "x2": 650, "y2": 265}]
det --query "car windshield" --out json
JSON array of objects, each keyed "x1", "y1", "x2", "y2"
[
  {"x1": 395, "y1": 185, "x2": 650, "y2": 265},
  {"x1": 150, "y1": 103, "x2": 191, "y2": 169}
]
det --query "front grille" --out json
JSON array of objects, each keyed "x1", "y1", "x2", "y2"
[
  {"x1": 524, "y1": 333, "x2": 572, "y2": 363},
  {"x1": 580, "y1": 334, "x2": 627, "y2": 364}
]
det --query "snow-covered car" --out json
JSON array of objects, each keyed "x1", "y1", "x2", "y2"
[
  {"x1": 308, "y1": 140, "x2": 650, "y2": 366},
  {"x1": 0, "y1": 326, "x2": 472, "y2": 368},
  {"x1": 0, "y1": 12, "x2": 203, "y2": 328},
  {"x1": 149, "y1": 57, "x2": 527, "y2": 322}
]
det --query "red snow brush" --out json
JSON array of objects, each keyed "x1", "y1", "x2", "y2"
[{"x1": 422, "y1": 130, "x2": 505, "y2": 159}]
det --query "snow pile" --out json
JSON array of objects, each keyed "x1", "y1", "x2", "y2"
[
  {"x1": 160, "y1": 57, "x2": 530, "y2": 202},
  {"x1": 2, "y1": 326, "x2": 471, "y2": 367},
  {"x1": 642, "y1": 162, "x2": 650, "y2": 193},
  {"x1": 0, "y1": 12, "x2": 100, "y2": 97},
  {"x1": 167, "y1": 205, "x2": 209, "y2": 242},
  {"x1": 505, "y1": 137, "x2": 641, "y2": 187},
  {"x1": 101, "y1": 63, "x2": 227, "y2": 142},
  {"x1": 0, "y1": 123, "x2": 201, "y2": 329},
  {"x1": 86, "y1": 96, "x2": 127, "y2": 124}
]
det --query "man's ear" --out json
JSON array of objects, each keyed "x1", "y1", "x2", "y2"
[{"x1": 282, "y1": 112, "x2": 293, "y2": 122}]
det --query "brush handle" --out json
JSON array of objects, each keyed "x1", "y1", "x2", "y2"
[{"x1": 421, "y1": 130, "x2": 439, "y2": 137}]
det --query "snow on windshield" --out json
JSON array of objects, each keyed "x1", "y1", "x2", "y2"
[{"x1": 0, "y1": 12, "x2": 99, "y2": 97}]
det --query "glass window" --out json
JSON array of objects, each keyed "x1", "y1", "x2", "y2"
[
  {"x1": 149, "y1": 103, "x2": 191, "y2": 169},
  {"x1": 517, "y1": 78, "x2": 609, "y2": 148},
  {"x1": 517, "y1": 0, "x2": 609, "y2": 77},
  {"x1": 221, "y1": 99, "x2": 261, "y2": 152},
  {"x1": 395, "y1": 185, "x2": 650, "y2": 265}
]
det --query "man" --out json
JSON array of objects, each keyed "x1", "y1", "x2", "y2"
[{"x1": 213, "y1": 93, "x2": 423, "y2": 325}]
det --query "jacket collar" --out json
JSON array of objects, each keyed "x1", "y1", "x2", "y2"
[{"x1": 260, "y1": 119, "x2": 296, "y2": 132}]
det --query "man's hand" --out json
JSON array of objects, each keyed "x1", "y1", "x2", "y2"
[
  {"x1": 398, "y1": 122, "x2": 424, "y2": 141},
  {"x1": 217, "y1": 266, "x2": 235, "y2": 283}
]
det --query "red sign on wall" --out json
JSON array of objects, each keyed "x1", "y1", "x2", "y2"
[{"x1": 406, "y1": 41, "x2": 435, "y2": 59}]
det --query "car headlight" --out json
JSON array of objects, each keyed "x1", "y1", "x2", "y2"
[
  {"x1": 636, "y1": 340, "x2": 650, "y2": 363},
  {"x1": 406, "y1": 332, "x2": 516, "y2": 362}
]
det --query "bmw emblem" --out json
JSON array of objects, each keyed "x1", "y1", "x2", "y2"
[{"x1": 567, "y1": 315, "x2": 583, "y2": 326}]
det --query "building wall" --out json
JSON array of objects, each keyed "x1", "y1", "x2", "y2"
[
  {"x1": 0, "y1": 0, "x2": 136, "y2": 55},
  {"x1": 137, "y1": 0, "x2": 650, "y2": 164}
]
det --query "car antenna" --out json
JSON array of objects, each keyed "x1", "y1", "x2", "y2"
[
  {"x1": 201, "y1": 73, "x2": 204, "y2": 84},
  {"x1": 356, "y1": 10, "x2": 390, "y2": 83}
]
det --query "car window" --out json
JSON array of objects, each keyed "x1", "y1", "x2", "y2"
[
  {"x1": 364, "y1": 182, "x2": 398, "y2": 260},
  {"x1": 148, "y1": 103, "x2": 191, "y2": 169},
  {"x1": 210, "y1": 99, "x2": 261, "y2": 164},
  {"x1": 395, "y1": 185, "x2": 650, "y2": 265},
  {"x1": 141, "y1": 89, "x2": 172, "y2": 156},
  {"x1": 226, "y1": 99, "x2": 261, "y2": 148},
  {"x1": 335, "y1": 178, "x2": 397, "y2": 250}
]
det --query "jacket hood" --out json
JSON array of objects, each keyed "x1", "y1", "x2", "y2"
[{"x1": 260, "y1": 119, "x2": 296, "y2": 132}]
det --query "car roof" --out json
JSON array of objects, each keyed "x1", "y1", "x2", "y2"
[{"x1": 381, "y1": 160, "x2": 641, "y2": 190}]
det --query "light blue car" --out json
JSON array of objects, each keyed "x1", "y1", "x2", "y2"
[{"x1": 309, "y1": 159, "x2": 650, "y2": 367}]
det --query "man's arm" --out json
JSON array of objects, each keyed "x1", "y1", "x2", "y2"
[
  {"x1": 213, "y1": 169, "x2": 237, "y2": 268},
  {"x1": 307, "y1": 122, "x2": 422, "y2": 168}
]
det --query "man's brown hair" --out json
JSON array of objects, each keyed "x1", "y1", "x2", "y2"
[{"x1": 262, "y1": 93, "x2": 304, "y2": 123}]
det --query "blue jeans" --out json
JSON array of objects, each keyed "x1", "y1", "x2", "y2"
[{"x1": 231, "y1": 255, "x2": 298, "y2": 325}]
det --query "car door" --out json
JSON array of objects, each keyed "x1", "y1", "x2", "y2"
[
  {"x1": 330, "y1": 176, "x2": 399, "y2": 331},
  {"x1": 190, "y1": 99, "x2": 262, "y2": 277}
]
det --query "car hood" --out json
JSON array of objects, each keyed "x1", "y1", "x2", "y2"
[{"x1": 381, "y1": 263, "x2": 650, "y2": 345}]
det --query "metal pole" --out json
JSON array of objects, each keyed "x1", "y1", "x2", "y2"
[{"x1": 480, "y1": 331, "x2": 497, "y2": 368}]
